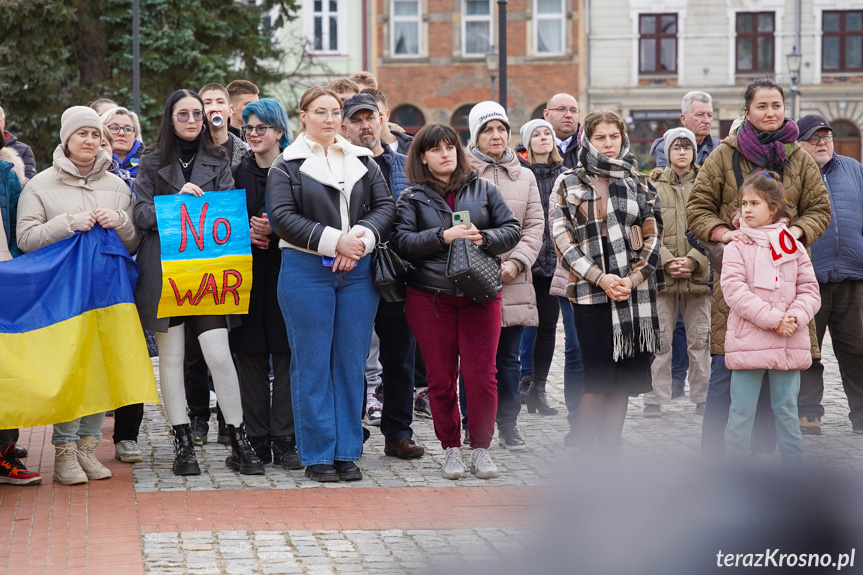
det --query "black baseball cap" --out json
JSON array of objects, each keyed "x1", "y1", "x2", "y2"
[
  {"x1": 343, "y1": 93, "x2": 379, "y2": 120},
  {"x1": 797, "y1": 115, "x2": 833, "y2": 141}
]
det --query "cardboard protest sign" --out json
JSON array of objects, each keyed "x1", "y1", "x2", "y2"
[{"x1": 154, "y1": 190, "x2": 252, "y2": 318}]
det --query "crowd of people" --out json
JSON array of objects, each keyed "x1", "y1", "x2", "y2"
[{"x1": 1, "y1": 71, "x2": 862, "y2": 487}]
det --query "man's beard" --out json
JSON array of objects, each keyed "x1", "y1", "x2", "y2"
[{"x1": 359, "y1": 133, "x2": 377, "y2": 149}]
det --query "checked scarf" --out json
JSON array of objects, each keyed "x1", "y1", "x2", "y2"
[{"x1": 578, "y1": 135, "x2": 661, "y2": 361}]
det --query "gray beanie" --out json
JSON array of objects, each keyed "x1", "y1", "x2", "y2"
[
  {"x1": 663, "y1": 127, "x2": 697, "y2": 164},
  {"x1": 468, "y1": 101, "x2": 510, "y2": 147},
  {"x1": 60, "y1": 106, "x2": 104, "y2": 145},
  {"x1": 519, "y1": 119, "x2": 556, "y2": 147}
]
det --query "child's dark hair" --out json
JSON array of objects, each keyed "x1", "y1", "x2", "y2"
[{"x1": 739, "y1": 170, "x2": 792, "y2": 222}]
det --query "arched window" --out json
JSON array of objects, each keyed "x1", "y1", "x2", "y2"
[
  {"x1": 390, "y1": 104, "x2": 426, "y2": 135},
  {"x1": 532, "y1": 103, "x2": 546, "y2": 120},
  {"x1": 451, "y1": 104, "x2": 476, "y2": 145},
  {"x1": 831, "y1": 119, "x2": 861, "y2": 162}
]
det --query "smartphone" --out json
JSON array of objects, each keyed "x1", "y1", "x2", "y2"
[
  {"x1": 452, "y1": 210, "x2": 471, "y2": 229},
  {"x1": 322, "y1": 256, "x2": 335, "y2": 267}
]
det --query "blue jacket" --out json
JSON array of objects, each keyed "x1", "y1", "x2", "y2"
[
  {"x1": 120, "y1": 139, "x2": 143, "y2": 178},
  {"x1": 380, "y1": 145, "x2": 409, "y2": 201},
  {"x1": 810, "y1": 154, "x2": 863, "y2": 284},
  {"x1": 0, "y1": 159, "x2": 23, "y2": 257},
  {"x1": 651, "y1": 134, "x2": 720, "y2": 168}
]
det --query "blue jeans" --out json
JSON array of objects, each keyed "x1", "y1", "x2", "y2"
[
  {"x1": 701, "y1": 355, "x2": 777, "y2": 458},
  {"x1": 52, "y1": 413, "x2": 105, "y2": 445},
  {"x1": 519, "y1": 327, "x2": 536, "y2": 378},
  {"x1": 277, "y1": 250, "x2": 379, "y2": 465},
  {"x1": 671, "y1": 309, "x2": 688, "y2": 390},
  {"x1": 726, "y1": 369, "x2": 802, "y2": 462},
  {"x1": 460, "y1": 325, "x2": 523, "y2": 431},
  {"x1": 558, "y1": 297, "x2": 585, "y2": 428}
]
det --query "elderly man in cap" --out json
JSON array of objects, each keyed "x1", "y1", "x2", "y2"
[
  {"x1": 796, "y1": 114, "x2": 863, "y2": 436},
  {"x1": 340, "y1": 93, "x2": 424, "y2": 460}
]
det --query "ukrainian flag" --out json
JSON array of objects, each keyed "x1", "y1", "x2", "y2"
[{"x1": 0, "y1": 225, "x2": 157, "y2": 428}]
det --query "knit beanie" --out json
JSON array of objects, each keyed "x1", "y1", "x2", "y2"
[
  {"x1": 519, "y1": 119, "x2": 556, "y2": 147},
  {"x1": 60, "y1": 106, "x2": 104, "y2": 145},
  {"x1": 468, "y1": 101, "x2": 510, "y2": 147},
  {"x1": 663, "y1": 127, "x2": 697, "y2": 163}
]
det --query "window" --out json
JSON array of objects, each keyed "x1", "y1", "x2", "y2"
[
  {"x1": 463, "y1": 0, "x2": 492, "y2": 57},
  {"x1": 823, "y1": 11, "x2": 863, "y2": 72},
  {"x1": 630, "y1": 119, "x2": 681, "y2": 171},
  {"x1": 639, "y1": 14, "x2": 677, "y2": 74},
  {"x1": 532, "y1": 103, "x2": 547, "y2": 120},
  {"x1": 309, "y1": 0, "x2": 341, "y2": 53},
  {"x1": 452, "y1": 104, "x2": 476, "y2": 144},
  {"x1": 736, "y1": 12, "x2": 774, "y2": 73},
  {"x1": 535, "y1": 0, "x2": 565, "y2": 55},
  {"x1": 392, "y1": 0, "x2": 421, "y2": 57},
  {"x1": 391, "y1": 105, "x2": 426, "y2": 135}
]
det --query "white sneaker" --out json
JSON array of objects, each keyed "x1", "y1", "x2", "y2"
[
  {"x1": 442, "y1": 447, "x2": 466, "y2": 480},
  {"x1": 115, "y1": 440, "x2": 143, "y2": 463},
  {"x1": 364, "y1": 395, "x2": 383, "y2": 427},
  {"x1": 470, "y1": 448, "x2": 500, "y2": 479},
  {"x1": 209, "y1": 390, "x2": 218, "y2": 411}
]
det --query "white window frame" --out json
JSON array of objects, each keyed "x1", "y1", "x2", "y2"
[
  {"x1": 304, "y1": 0, "x2": 346, "y2": 55},
  {"x1": 390, "y1": 0, "x2": 422, "y2": 58},
  {"x1": 533, "y1": 0, "x2": 566, "y2": 56},
  {"x1": 462, "y1": 0, "x2": 493, "y2": 58}
]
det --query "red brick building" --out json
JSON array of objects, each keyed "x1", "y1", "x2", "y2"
[{"x1": 371, "y1": 1, "x2": 581, "y2": 143}]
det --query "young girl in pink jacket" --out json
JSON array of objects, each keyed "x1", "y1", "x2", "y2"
[{"x1": 721, "y1": 172, "x2": 821, "y2": 462}]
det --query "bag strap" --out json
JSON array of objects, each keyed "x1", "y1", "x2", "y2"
[{"x1": 732, "y1": 150, "x2": 745, "y2": 189}]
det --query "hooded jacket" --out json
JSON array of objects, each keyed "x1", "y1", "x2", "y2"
[
  {"x1": 392, "y1": 173, "x2": 520, "y2": 297},
  {"x1": 470, "y1": 146, "x2": 543, "y2": 327},
  {"x1": 809, "y1": 154, "x2": 863, "y2": 284},
  {"x1": 0, "y1": 147, "x2": 24, "y2": 260},
  {"x1": 4, "y1": 132, "x2": 37, "y2": 180},
  {"x1": 687, "y1": 130, "x2": 831, "y2": 355},
  {"x1": 651, "y1": 166, "x2": 709, "y2": 295},
  {"x1": 17, "y1": 145, "x2": 139, "y2": 255}
]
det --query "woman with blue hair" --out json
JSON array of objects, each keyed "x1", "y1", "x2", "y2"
[{"x1": 229, "y1": 98, "x2": 300, "y2": 469}]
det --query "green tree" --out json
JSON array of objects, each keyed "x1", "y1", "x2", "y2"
[{"x1": 0, "y1": 0, "x2": 299, "y2": 168}]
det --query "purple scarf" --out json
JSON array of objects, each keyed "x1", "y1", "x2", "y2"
[{"x1": 736, "y1": 119, "x2": 799, "y2": 173}]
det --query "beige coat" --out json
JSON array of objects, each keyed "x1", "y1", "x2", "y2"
[
  {"x1": 17, "y1": 145, "x2": 140, "y2": 254},
  {"x1": 687, "y1": 131, "x2": 831, "y2": 355},
  {"x1": 652, "y1": 167, "x2": 710, "y2": 295},
  {"x1": 470, "y1": 148, "x2": 543, "y2": 328}
]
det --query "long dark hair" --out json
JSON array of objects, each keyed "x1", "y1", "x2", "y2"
[
  {"x1": 405, "y1": 123, "x2": 472, "y2": 194},
  {"x1": 149, "y1": 89, "x2": 226, "y2": 168}
]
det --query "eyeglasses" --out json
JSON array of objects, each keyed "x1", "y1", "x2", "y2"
[
  {"x1": 242, "y1": 125, "x2": 274, "y2": 137},
  {"x1": 308, "y1": 109, "x2": 342, "y2": 120},
  {"x1": 806, "y1": 133, "x2": 833, "y2": 145},
  {"x1": 548, "y1": 107, "x2": 579, "y2": 116},
  {"x1": 107, "y1": 124, "x2": 136, "y2": 136},
  {"x1": 174, "y1": 110, "x2": 204, "y2": 123},
  {"x1": 670, "y1": 145, "x2": 693, "y2": 153}
]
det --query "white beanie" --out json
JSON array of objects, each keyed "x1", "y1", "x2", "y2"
[
  {"x1": 519, "y1": 119, "x2": 556, "y2": 147},
  {"x1": 468, "y1": 101, "x2": 510, "y2": 147},
  {"x1": 60, "y1": 106, "x2": 103, "y2": 145},
  {"x1": 663, "y1": 127, "x2": 697, "y2": 164}
]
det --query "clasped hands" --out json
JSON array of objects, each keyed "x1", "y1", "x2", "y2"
[
  {"x1": 775, "y1": 313, "x2": 798, "y2": 337},
  {"x1": 332, "y1": 228, "x2": 367, "y2": 271},
  {"x1": 598, "y1": 273, "x2": 633, "y2": 302},
  {"x1": 71, "y1": 208, "x2": 121, "y2": 231},
  {"x1": 664, "y1": 257, "x2": 696, "y2": 279}
]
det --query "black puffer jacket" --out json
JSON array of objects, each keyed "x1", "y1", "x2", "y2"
[
  {"x1": 516, "y1": 145, "x2": 567, "y2": 277},
  {"x1": 392, "y1": 172, "x2": 520, "y2": 295}
]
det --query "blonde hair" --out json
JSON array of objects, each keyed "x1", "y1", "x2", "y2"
[
  {"x1": 297, "y1": 86, "x2": 343, "y2": 134},
  {"x1": 100, "y1": 107, "x2": 143, "y2": 142}
]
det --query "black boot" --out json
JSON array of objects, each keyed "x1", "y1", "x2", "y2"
[
  {"x1": 225, "y1": 424, "x2": 265, "y2": 475},
  {"x1": 248, "y1": 436, "x2": 272, "y2": 464},
  {"x1": 271, "y1": 436, "x2": 302, "y2": 470},
  {"x1": 526, "y1": 380, "x2": 559, "y2": 416},
  {"x1": 519, "y1": 375, "x2": 532, "y2": 405},
  {"x1": 171, "y1": 424, "x2": 201, "y2": 476}
]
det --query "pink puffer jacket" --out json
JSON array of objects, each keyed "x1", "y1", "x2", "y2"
[{"x1": 721, "y1": 236, "x2": 821, "y2": 371}]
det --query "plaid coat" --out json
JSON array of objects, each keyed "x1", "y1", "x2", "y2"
[{"x1": 552, "y1": 168, "x2": 662, "y2": 305}]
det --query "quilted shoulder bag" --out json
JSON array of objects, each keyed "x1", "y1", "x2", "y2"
[
  {"x1": 445, "y1": 238, "x2": 502, "y2": 303},
  {"x1": 371, "y1": 242, "x2": 407, "y2": 302}
]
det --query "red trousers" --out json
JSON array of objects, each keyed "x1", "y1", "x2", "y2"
[{"x1": 405, "y1": 287, "x2": 501, "y2": 449}]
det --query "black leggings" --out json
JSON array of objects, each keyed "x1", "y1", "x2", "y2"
[{"x1": 531, "y1": 275, "x2": 561, "y2": 386}]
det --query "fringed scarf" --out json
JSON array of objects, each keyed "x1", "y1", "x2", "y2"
[
  {"x1": 736, "y1": 119, "x2": 800, "y2": 176},
  {"x1": 578, "y1": 135, "x2": 660, "y2": 361}
]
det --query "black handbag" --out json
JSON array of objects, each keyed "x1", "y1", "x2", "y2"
[
  {"x1": 445, "y1": 238, "x2": 502, "y2": 303},
  {"x1": 371, "y1": 242, "x2": 407, "y2": 302}
]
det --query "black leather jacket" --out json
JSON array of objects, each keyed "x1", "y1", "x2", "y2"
[
  {"x1": 392, "y1": 173, "x2": 520, "y2": 295},
  {"x1": 266, "y1": 145, "x2": 396, "y2": 253}
]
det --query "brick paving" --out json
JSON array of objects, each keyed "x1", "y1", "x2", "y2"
[{"x1": 1, "y1": 334, "x2": 861, "y2": 574}]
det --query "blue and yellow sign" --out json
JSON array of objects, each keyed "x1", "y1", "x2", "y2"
[{"x1": 154, "y1": 190, "x2": 252, "y2": 317}]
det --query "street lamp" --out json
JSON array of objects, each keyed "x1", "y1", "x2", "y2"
[
  {"x1": 786, "y1": 45, "x2": 802, "y2": 119},
  {"x1": 485, "y1": 48, "x2": 499, "y2": 102},
  {"x1": 497, "y1": 0, "x2": 508, "y2": 111}
]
